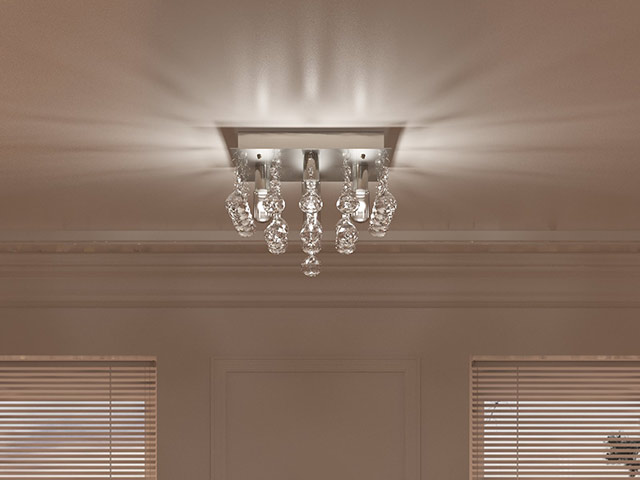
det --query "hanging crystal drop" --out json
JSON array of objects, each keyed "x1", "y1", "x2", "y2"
[
  {"x1": 225, "y1": 153, "x2": 255, "y2": 237},
  {"x1": 225, "y1": 191, "x2": 255, "y2": 237},
  {"x1": 301, "y1": 254, "x2": 321, "y2": 277},
  {"x1": 335, "y1": 151, "x2": 360, "y2": 254},
  {"x1": 265, "y1": 214, "x2": 289, "y2": 254},
  {"x1": 263, "y1": 151, "x2": 288, "y2": 253},
  {"x1": 299, "y1": 171, "x2": 323, "y2": 274},
  {"x1": 263, "y1": 189, "x2": 285, "y2": 216},
  {"x1": 335, "y1": 216, "x2": 359, "y2": 254},
  {"x1": 369, "y1": 191, "x2": 397, "y2": 237},
  {"x1": 336, "y1": 186, "x2": 359, "y2": 215},
  {"x1": 300, "y1": 216, "x2": 323, "y2": 254},
  {"x1": 369, "y1": 151, "x2": 397, "y2": 237},
  {"x1": 299, "y1": 187, "x2": 323, "y2": 214}
]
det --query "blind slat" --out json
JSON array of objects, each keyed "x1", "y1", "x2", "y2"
[
  {"x1": 0, "y1": 358, "x2": 156, "y2": 480},
  {"x1": 472, "y1": 359, "x2": 640, "y2": 480}
]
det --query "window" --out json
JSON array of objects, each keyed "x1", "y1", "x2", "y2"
[
  {"x1": 0, "y1": 356, "x2": 157, "y2": 479},
  {"x1": 471, "y1": 357, "x2": 640, "y2": 479}
]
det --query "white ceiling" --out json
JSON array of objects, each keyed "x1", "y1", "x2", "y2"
[{"x1": 1, "y1": 0, "x2": 639, "y2": 235}]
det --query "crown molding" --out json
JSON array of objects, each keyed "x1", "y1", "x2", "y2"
[
  {"x1": 4, "y1": 230, "x2": 640, "y2": 244},
  {"x1": 3, "y1": 234, "x2": 640, "y2": 308}
]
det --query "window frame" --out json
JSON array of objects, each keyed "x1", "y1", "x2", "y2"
[
  {"x1": 469, "y1": 355, "x2": 640, "y2": 480},
  {"x1": 0, "y1": 355, "x2": 157, "y2": 480}
]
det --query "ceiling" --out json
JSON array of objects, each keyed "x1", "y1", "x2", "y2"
[{"x1": 1, "y1": 0, "x2": 639, "y2": 237}]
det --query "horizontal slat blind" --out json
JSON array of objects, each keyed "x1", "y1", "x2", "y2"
[
  {"x1": 0, "y1": 358, "x2": 156, "y2": 480},
  {"x1": 472, "y1": 360, "x2": 640, "y2": 480}
]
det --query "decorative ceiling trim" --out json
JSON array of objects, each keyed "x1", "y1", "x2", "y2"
[
  {"x1": 4, "y1": 230, "x2": 640, "y2": 243},
  {"x1": 3, "y1": 241, "x2": 640, "y2": 255},
  {"x1": 3, "y1": 246, "x2": 640, "y2": 308}
]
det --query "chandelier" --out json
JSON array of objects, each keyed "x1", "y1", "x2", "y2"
[{"x1": 222, "y1": 128, "x2": 400, "y2": 277}]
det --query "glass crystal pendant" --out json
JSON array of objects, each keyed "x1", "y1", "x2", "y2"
[
  {"x1": 265, "y1": 214, "x2": 289, "y2": 254},
  {"x1": 335, "y1": 215, "x2": 358, "y2": 254},
  {"x1": 335, "y1": 154, "x2": 360, "y2": 254},
  {"x1": 225, "y1": 153, "x2": 255, "y2": 238},
  {"x1": 369, "y1": 191, "x2": 397, "y2": 237},
  {"x1": 225, "y1": 191, "x2": 255, "y2": 237},
  {"x1": 263, "y1": 151, "x2": 288, "y2": 254},
  {"x1": 300, "y1": 217, "x2": 322, "y2": 254},
  {"x1": 299, "y1": 182, "x2": 323, "y2": 214},
  {"x1": 299, "y1": 155, "x2": 323, "y2": 276},
  {"x1": 301, "y1": 254, "x2": 321, "y2": 277},
  {"x1": 336, "y1": 187, "x2": 359, "y2": 215},
  {"x1": 369, "y1": 151, "x2": 397, "y2": 237}
]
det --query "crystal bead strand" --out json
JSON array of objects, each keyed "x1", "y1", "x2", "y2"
[
  {"x1": 299, "y1": 174, "x2": 323, "y2": 277},
  {"x1": 225, "y1": 152, "x2": 256, "y2": 237},
  {"x1": 369, "y1": 150, "x2": 397, "y2": 237},
  {"x1": 263, "y1": 150, "x2": 289, "y2": 254},
  {"x1": 335, "y1": 152, "x2": 360, "y2": 254}
]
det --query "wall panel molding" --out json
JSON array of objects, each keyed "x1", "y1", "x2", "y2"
[
  {"x1": 2, "y1": 244, "x2": 640, "y2": 307},
  {"x1": 211, "y1": 359, "x2": 420, "y2": 480}
]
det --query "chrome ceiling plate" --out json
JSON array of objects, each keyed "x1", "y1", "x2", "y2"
[{"x1": 219, "y1": 127, "x2": 402, "y2": 182}]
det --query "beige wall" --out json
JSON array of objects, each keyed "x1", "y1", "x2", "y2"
[{"x1": 1, "y1": 307, "x2": 638, "y2": 480}]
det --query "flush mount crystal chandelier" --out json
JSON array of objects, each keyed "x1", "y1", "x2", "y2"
[{"x1": 222, "y1": 128, "x2": 400, "y2": 277}]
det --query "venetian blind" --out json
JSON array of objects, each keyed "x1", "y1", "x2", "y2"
[
  {"x1": 472, "y1": 359, "x2": 640, "y2": 480},
  {"x1": 0, "y1": 357, "x2": 157, "y2": 480}
]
